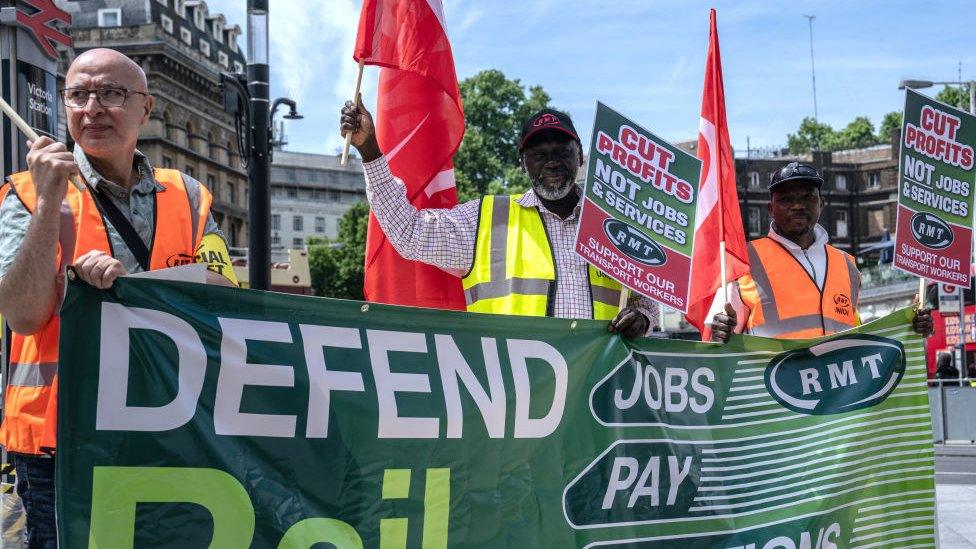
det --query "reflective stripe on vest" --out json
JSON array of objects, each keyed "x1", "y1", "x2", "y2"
[
  {"x1": 462, "y1": 195, "x2": 621, "y2": 319},
  {"x1": 8, "y1": 362, "x2": 58, "y2": 387},
  {"x1": 0, "y1": 169, "x2": 204, "y2": 455},
  {"x1": 743, "y1": 238, "x2": 860, "y2": 338}
]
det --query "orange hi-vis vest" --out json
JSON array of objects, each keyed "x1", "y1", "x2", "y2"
[
  {"x1": 738, "y1": 237, "x2": 861, "y2": 339},
  {"x1": 0, "y1": 168, "x2": 210, "y2": 455}
]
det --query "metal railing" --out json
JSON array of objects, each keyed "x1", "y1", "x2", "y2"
[
  {"x1": 860, "y1": 264, "x2": 915, "y2": 286},
  {"x1": 929, "y1": 378, "x2": 976, "y2": 443}
]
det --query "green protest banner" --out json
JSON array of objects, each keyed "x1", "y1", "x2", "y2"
[
  {"x1": 574, "y1": 102, "x2": 702, "y2": 313},
  {"x1": 57, "y1": 277, "x2": 935, "y2": 548},
  {"x1": 894, "y1": 88, "x2": 976, "y2": 286}
]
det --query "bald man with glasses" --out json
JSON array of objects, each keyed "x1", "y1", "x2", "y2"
[{"x1": 0, "y1": 48, "x2": 234, "y2": 547}]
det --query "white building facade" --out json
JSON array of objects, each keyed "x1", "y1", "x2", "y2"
[{"x1": 271, "y1": 151, "x2": 365, "y2": 249}]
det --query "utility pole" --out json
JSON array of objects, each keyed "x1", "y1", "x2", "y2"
[
  {"x1": 247, "y1": 0, "x2": 270, "y2": 290},
  {"x1": 803, "y1": 15, "x2": 818, "y2": 123}
]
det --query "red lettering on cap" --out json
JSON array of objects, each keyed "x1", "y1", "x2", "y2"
[{"x1": 533, "y1": 113, "x2": 560, "y2": 127}]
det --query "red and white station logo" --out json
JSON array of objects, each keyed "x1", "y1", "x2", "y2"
[{"x1": 10, "y1": 0, "x2": 72, "y2": 60}]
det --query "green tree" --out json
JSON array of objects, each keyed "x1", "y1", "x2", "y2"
[
  {"x1": 454, "y1": 69, "x2": 551, "y2": 202},
  {"x1": 877, "y1": 111, "x2": 903, "y2": 141},
  {"x1": 835, "y1": 116, "x2": 877, "y2": 150},
  {"x1": 307, "y1": 201, "x2": 369, "y2": 299},
  {"x1": 787, "y1": 117, "x2": 836, "y2": 153},
  {"x1": 787, "y1": 115, "x2": 892, "y2": 153},
  {"x1": 936, "y1": 84, "x2": 973, "y2": 112}
]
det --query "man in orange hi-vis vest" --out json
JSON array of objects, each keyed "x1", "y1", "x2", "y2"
[
  {"x1": 0, "y1": 48, "x2": 235, "y2": 547},
  {"x1": 709, "y1": 162, "x2": 933, "y2": 342}
]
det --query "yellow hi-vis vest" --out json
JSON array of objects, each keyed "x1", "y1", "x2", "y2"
[{"x1": 461, "y1": 194, "x2": 622, "y2": 319}]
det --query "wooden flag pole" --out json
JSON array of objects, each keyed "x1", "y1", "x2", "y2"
[
  {"x1": 918, "y1": 277, "x2": 927, "y2": 309},
  {"x1": 0, "y1": 95, "x2": 85, "y2": 192},
  {"x1": 719, "y1": 240, "x2": 729, "y2": 307},
  {"x1": 340, "y1": 59, "x2": 367, "y2": 166},
  {"x1": 618, "y1": 287, "x2": 631, "y2": 312}
]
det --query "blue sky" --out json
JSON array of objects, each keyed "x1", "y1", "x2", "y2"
[{"x1": 204, "y1": 0, "x2": 976, "y2": 156}]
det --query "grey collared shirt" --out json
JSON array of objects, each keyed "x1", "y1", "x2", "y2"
[{"x1": 0, "y1": 147, "x2": 223, "y2": 277}]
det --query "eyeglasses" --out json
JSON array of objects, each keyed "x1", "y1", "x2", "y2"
[{"x1": 60, "y1": 87, "x2": 148, "y2": 108}]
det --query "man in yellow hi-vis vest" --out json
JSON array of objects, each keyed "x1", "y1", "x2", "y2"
[
  {"x1": 709, "y1": 162, "x2": 932, "y2": 342},
  {"x1": 0, "y1": 48, "x2": 235, "y2": 548},
  {"x1": 340, "y1": 99, "x2": 658, "y2": 335}
]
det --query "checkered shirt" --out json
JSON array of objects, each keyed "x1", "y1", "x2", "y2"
[{"x1": 363, "y1": 156, "x2": 659, "y2": 327}]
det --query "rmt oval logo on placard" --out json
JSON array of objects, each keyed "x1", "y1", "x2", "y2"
[
  {"x1": 910, "y1": 212, "x2": 953, "y2": 249},
  {"x1": 765, "y1": 335, "x2": 905, "y2": 415},
  {"x1": 603, "y1": 219, "x2": 667, "y2": 266}
]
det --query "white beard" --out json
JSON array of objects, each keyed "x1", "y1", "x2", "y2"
[{"x1": 532, "y1": 175, "x2": 575, "y2": 201}]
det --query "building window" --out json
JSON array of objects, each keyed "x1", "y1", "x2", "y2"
[
  {"x1": 329, "y1": 190, "x2": 340, "y2": 202},
  {"x1": 218, "y1": 51, "x2": 229, "y2": 68},
  {"x1": 272, "y1": 214, "x2": 281, "y2": 230},
  {"x1": 834, "y1": 174, "x2": 847, "y2": 190},
  {"x1": 748, "y1": 171, "x2": 760, "y2": 188},
  {"x1": 228, "y1": 28, "x2": 239, "y2": 52},
  {"x1": 199, "y1": 40, "x2": 211, "y2": 57},
  {"x1": 194, "y1": 6, "x2": 206, "y2": 30},
  {"x1": 160, "y1": 14, "x2": 173, "y2": 33},
  {"x1": 315, "y1": 216, "x2": 325, "y2": 233},
  {"x1": 227, "y1": 141, "x2": 238, "y2": 167},
  {"x1": 233, "y1": 61, "x2": 244, "y2": 73},
  {"x1": 867, "y1": 172, "x2": 880, "y2": 189},
  {"x1": 293, "y1": 215, "x2": 303, "y2": 231},
  {"x1": 161, "y1": 155, "x2": 173, "y2": 168},
  {"x1": 97, "y1": 8, "x2": 122, "y2": 27},
  {"x1": 272, "y1": 234, "x2": 281, "y2": 245},
  {"x1": 174, "y1": 0, "x2": 186, "y2": 17},
  {"x1": 293, "y1": 238, "x2": 304, "y2": 248},
  {"x1": 213, "y1": 21, "x2": 224, "y2": 42},
  {"x1": 747, "y1": 206, "x2": 761, "y2": 236},
  {"x1": 206, "y1": 173, "x2": 216, "y2": 192},
  {"x1": 867, "y1": 208, "x2": 885, "y2": 236},
  {"x1": 287, "y1": 187, "x2": 297, "y2": 198},
  {"x1": 180, "y1": 27, "x2": 192, "y2": 45},
  {"x1": 185, "y1": 165, "x2": 195, "y2": 179},
  {"x1": 836, "y1": 210, "x2": 848, "y2": 238},
  {"x1": 227, "y1": 182, "x2": 236, "y2": 205}
]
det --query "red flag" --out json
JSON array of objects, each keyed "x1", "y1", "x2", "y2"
[
  {"x1": 685, "y1": 9, "x2": 750, "y2": 338},
  {"x1": 354, "y1": 0, "x2": 466, "y2": 309}
]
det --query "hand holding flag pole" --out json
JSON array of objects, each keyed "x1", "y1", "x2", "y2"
[
  {"x1": 340, "y1": 59, "x2": 366, "y2": 166},
  {"x1": 0, "y1": 95, "x2": 85, "y2": 192}
]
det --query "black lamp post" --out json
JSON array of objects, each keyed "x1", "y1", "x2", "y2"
[
  {"x1": 220, "y1": 3, "x2": 304, "y2": 290},
  {"x1": 246, "y1": 0, "x2": 271, "y2": 290}
]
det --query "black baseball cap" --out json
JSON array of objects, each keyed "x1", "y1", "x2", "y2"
[
  {"x1": 519, "y1": 108, "x2": 580, "y2": 151},
  {"x1": 768, "y1": 161, "x2": 824, "y2": 192}
]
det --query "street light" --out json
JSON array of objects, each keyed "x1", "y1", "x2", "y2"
[
  {"x1": 270, "y1": 97, "x2": 302, "y2": 151},
  {"x1": 898, "y1": 79, "x2": 975, "y2": 114},
  {"x1": 247, "y1": 0, "x2": 271, "y2": 291}
]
